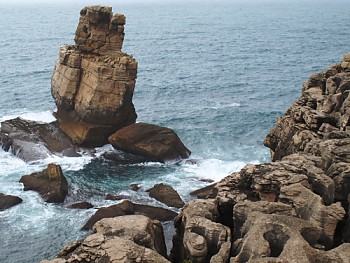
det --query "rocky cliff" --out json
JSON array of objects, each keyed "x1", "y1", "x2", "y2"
[{"x1": 52, "y1": 6, "x2": 138, "y2": 146}]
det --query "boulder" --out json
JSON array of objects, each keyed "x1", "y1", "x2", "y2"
[
  {"x1": 147, "y1": 183, "x2": 185, "y2": 208},
  {"x1": 82, "y1": 200, "x2": 177, "y2": 230},
  {"x1": 19, "y1": 164, "x2": 68, "y2": 203},
  {"x1": 51, "y1": 6, "x2": 138, "y2": 146},
  {"x1": 0, "y1": 193, "x2": 22, "y2": 211},
  {"x1": 0, "y1": 117, "x2": 78, "y2": 162},
  {"x1": 108, "y1": 122, "x2": 191, "y2": 163},
  {"x1": 190, "y1": 183, "x2": 217, "y2": 199}
]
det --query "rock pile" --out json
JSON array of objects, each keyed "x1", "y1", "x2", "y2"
[{"x1": 52, "y1": 6, "x2": 138, "y2": 146}]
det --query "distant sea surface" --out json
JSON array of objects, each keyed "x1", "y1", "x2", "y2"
[{"x1": 0, "y1": 0, "x2": 349, "y2": 262}]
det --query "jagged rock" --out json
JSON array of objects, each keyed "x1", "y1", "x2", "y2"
[
  {"x1": 147, "y1": 183, "x2": 184, "y2": 208},
  {"x1": 0, "y1": 118, "x2": 78, "y2": 162},
  {"x1": 171, "y1": 199, "x2": 231, "y2": 263},
  {"x1": 93, "y1": 215, "x2": 167, "y2": 258},
  {"x1": 52, "y1": 6, "x2": 138, "y2": 146},
  {"x1": 0, "y1": 193, "x2": 22, "y2": 211},
  {"x1": 67, "y1": 201, "x2": 93, "y2": 209},
  {"x1": 108, "y1": 122, "x2": 191, "y2": 163},
  {"x1": 82, "y1": 200, "x2": 177, "y2": 230},
  {"x1": 279, "y1": 183, "x2": 345, "y2": 249},
  {"x1": 19, "y1": 164, "x2": 68, "y2": 203}
]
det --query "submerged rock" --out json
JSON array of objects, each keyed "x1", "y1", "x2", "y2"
[
  {"x1": 0, "y1": 117, "x2": 78, "y2": 162},
  {"x1": 67, "y1": 201, "x2": 93, "y2": 209},
  {"x1": 108, "y1": 122, "x2": 191, "y2": 163},
  {"x1": 19, "y1": 164, "x2": 68, "y2": 203},
  {"x1": 52, "y1": 6, "x2": 138, "y2": 146},
  {"x1": 147, "y1": 183, "x2": 185, "y2": 208},
  {"x1": 0, "y1": 193, "x2": 22, "y2": 211},
  {"x1": 82, "y1": 200, "x2": 177, "y2": 230}
]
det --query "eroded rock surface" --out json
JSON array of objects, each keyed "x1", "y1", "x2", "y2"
[
  {"x1": 170, "y1": 56, "x2": 350, "y2": 263},
  {"x1": 41, "y1": 215, "x2": 170, "y2": 263},
  {"x1": 52, "y1": 6, "x2": 138, "y2": 146},
  {"x1": 108, "y1": 122, "x2": 191, "y2": 163},
  {"x1": 19, "y1": 163, "x2": 68, "y2": 203}
]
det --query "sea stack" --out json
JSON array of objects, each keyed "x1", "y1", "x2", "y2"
[{"x1": 51, "y1": 6, "x2": 138, "y2": 146}]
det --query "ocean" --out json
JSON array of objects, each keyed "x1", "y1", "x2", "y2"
[{"x1": 0, "y1": 0, "x2": 349, "y2": 262}]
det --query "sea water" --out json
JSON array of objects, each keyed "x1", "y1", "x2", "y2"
[{"x1": 0, "y1": 0, "x2": 349, "y2": 261}]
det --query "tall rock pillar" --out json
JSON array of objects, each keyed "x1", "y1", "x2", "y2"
[{"x1": 51, "y1": 6, "x2": 137, "y2": 146}]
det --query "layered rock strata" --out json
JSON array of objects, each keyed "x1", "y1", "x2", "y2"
[{"x1": 52, "y1": 6, "x2": 138, "y2": 146}]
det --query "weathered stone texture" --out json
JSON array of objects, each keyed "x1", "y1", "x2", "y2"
[{"x1": 51, "y1": 6, "x2": 138, "y2": 146}]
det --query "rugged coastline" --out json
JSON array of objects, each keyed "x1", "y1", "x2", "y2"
[{"x1": 0, "y1": 5, "x2": 350, "y2": 263}]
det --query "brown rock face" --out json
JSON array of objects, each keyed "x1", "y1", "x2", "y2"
[
  {"x1": 147, "y1": 183, "x2": 185, "y2": 208},
  {"x1": 51, "y1": 6, "x2": 137, "y2": 146},
  {"x1": 108, "y1": 122, "x2": 191, "y2": 163},
  {"x1": 19, "y1": 164, "x2": 68, "y2": 203},
  {"x1": 0, "y1": 193, "x2": 22, "y2": 211}
]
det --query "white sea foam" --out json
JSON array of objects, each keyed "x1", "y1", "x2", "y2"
[{"x1": 0, "y1": 109, "x2": 56, "y2": 123}]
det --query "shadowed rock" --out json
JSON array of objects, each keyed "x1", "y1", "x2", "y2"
[
  {"x1": 0, "y1": 193, "x2": 22, "y2": 211},
  {"x1": 67, "y1": 201, "x2": 93, "y2": 209},
  {"x1": 19, "y1": 163, "x2": 68, "y2": 203},
  {"x1": 147, "y1": 183, "x2": 185, "y2": 208},
  {"x1": 108, "y1": 122, "x2": 191, "y2": 163}
]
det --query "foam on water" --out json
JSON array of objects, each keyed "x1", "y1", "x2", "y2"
[{"x1": 0, "y1": 109, "x2": 56, "y2": 123}]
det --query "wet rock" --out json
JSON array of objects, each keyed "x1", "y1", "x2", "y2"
[
  {"x1": 0, "y1": 193, "x2": 22, "y2": 211},
  {"x1": 129, "y1": 183, "x2": 141, "y2": 191},
  {"x1": 82, "y1": 200, "x2": 177, "y2": 230},
  {"x1": 147, "y1": 183, "x2": 184, "y2": 208},
  {"x1": 52, "y1": 6, "x2": 138, "y2": 146},
  {"x1": 105, "y1": 193, "x2": 129, "y2": 201},
  {"x1": 108, "y1": 122, "x2": 191, "y2": 163},
  {"x1": 0, "y1": 118, "x2": 78, "y2": 162},
  {"x1": 67, "y1": 201, "x2": 93, "y2": 209},
  {"x1": 19, "y1": 163, "x2": 68, "y2": 203},
  {"x1": 102, "y1": 150, "x2": 149, "y2": 165}
]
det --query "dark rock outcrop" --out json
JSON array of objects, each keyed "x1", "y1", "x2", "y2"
[
  {"x1": 19, "y1": 164, "x2": 68, "y2": 203},
  {"x1": 0, "y1": 118, "x2": 78, "y2": 162},
  {"x1": 147, "y1": 183, "x2": 185, "y2": 208},
  {"x1": 82, "y1": 200, "x2": 177, "y2": 230},
  {"x1": 67, "y1": 201, "x2": 93, "y2": 209},
  {"x1": 0, "y1": 193, "x2": 22, "y2": 211},
  {"x1": 108, "y1": 122, "x2": 191, "y2": 163},
  {"x1": 41, "y1": 215, "x2": 170, "y2": 263},
  {"x1": 52, "y1": 6, "x2": 138, "y2": 146}
]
